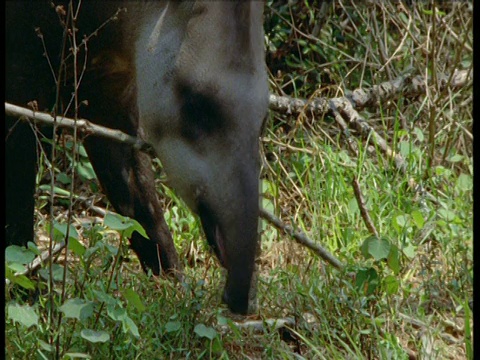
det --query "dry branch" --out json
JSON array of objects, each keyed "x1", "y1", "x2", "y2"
[
  {"x1": 5, "y1": 102, "x2": 153, "y2": 154},
  {"x1": 268, "y1": 69, "x2": 470, "y2": 116}
]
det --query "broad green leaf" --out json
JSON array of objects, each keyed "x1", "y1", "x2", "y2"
[
  {"x1": 361, "y1": 236, "x2": 391, "y2": 261},
  {"x1": 9, "y1": 274, "x2": 36, "y2": 290},
  {"x1": 68, "y1": 237, "x2": 86, "y2": 256},
  {"x1": 92, "y1": 290, "x2": 118, "y2": 307},
  {"x1": 438, "y1": 209, "x2": 456, "y2": 222},
  {"x1": 80, "y1": 329, "x2": 110, "y2": 343},
  {"x1": 165, "y1": 321, "x2": 182, "y2": 333},
  {"x1": 59, "y1": 298, "x2": 94, "y2": 321},
  {"x1": 38, "y1": 339, "x2": 54, "y2": 353},
  {"x1": 456, "y1": 173, "x2": 472, "y2": 192},
  {"x1": 7, "y1": 262, "x2": 26, "y2": 273},
  {"x1": 7, "y1": 303, "x2": 38, "y2": 328},
  {"x1": 448, "y1": 154, "x2": 464, "y2": 163},
  {"x1": 123, "y1": 315, "x2": 140, "y2": 338},
  {"x1": 38, "y1": 264, "x2": 67, "y2": 282},
  {"x1": 355, "y1": 268, "x2": 379, "y2": 296},
  {"x1": 107, "y1": 307, "x2": 127, "y2": 321},
  {"x1": 402, "y1": 243, "x2": 416, "y2": 259},
  {"x1": 387, "y1": 245, "x2": 401, "y2": 275},
  {"x1": 5, "y1": 245, "x2": 36, "y2": 264},
  {"x1": 76, "y1": 162, "x2": 97, "y2": 181},
  {"x1": 394, "y1": 215, "x2": 408, "y2": 229},
  {"x1": 104, "y1": 213, "x2": 148, "y2": 238},
  {"x1": 217, "y1": 315, "x2": 228, "y2": 326},
  {"x1": 411, "y1": 210, "x2": 425, "y2": 229},
  {"x1": 412, "y1": 127, "x2": 424, "y2": 142},
  {"x1": 384, "y1": 275, "x2": 400, "y2": 295},
  {"x1": 56, "y1": 172, "x2": 71, "y2": 185},
  {"x1": 50, "y1": 222, "x2": 79, "y2": 243},
  {"x1": 194, "y1": 324, "x2": 217, "y2": 340},
  {"x1": 122, "y1": 288, "x2": 146, "y2": 313},
  {"x1": 27, "y1": 241, "x2": 41, "y2": 255},
  {"x1": 104, "y1": 213, "x2": 134, "y2": 231}
]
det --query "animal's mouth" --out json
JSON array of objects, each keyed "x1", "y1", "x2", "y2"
[{"x1": 197, "y1": 201, "x2": 227, "y2": 267}]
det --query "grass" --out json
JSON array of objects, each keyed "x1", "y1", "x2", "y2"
[{"x1": 5, "y1": 1, "x2": 472, "y2": 359}]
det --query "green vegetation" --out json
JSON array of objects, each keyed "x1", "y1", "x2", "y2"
[{"x1": 5, "y1": 1, "x2": 472, "y2": 359}]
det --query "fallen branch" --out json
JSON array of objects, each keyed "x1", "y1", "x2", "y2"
[{"x1": 268, "y1": 69, "x2": 471, "y2": 116}]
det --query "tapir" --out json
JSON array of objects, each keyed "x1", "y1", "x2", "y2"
[{"x1": 5, "y1": 1, "x2": 269, "y2": 315}]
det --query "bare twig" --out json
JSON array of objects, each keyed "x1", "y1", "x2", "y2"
[
  {"x1": 5, "y1": 102, "x2": 153, "y2": 154},
  {"x1": 259, "y1": 209, "x2": 344, "y2": 270},
  {"x1": 352, "y1": 178, "x2": 379, "y2": 237}
]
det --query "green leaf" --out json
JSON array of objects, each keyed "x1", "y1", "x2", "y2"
[
  {"x1": 5, "y1": 245, "x2": 36, "y2": 264},
  {"x1": 122, "y1": 288, "x2": 146, "y2": 313},
  {"x1": 80, "y1": 329, "x2": 110, "y2": 343},
  {"x1": 165, "y1": 321, "x2": 182, "y2": 333},
  {"x1": 38, "y1": 264, "x2": 67, "y2": 282},
  {"x1": 387, "y1": 245, "x2": 401, "y2": 275},
  {"x1": 194, "y1": 324, "x2": 217, "y2": 340},
  {"x1": 59, "y1": 298, "x2": 94, "y2": 321},
  {"x1": 107, "y1": 307, "x2": 127, "y2": 321},
  {"x1": 9, "y1": 274, "x2": 36, "y2": 290},
  {"x1": 448, "y1": 154, "x2": 464, "y2": 163},
  {"x1": 217, "y1": 315, "x2": 228, "y2": 326},
  {"x1": 7, "y1": 303, "x2": 39, "y2": 328},
  {"x1": 27, "y1": 241, "x2": 41, "y2": 255},
  {"x1": 51, "y1": 222, "x2": 79, "y2": 243},
  {"x1": 68, "y1": 237, "x2": 86, "y2": 256},
  {"x1": 104, "y1": 212, "x2": 148, "y2": 239},
  {"x1": 384, "y1": 275, "x2": 400, "y2": 295},
  {"x1": 56, "y1": 172, "x2": 71, "y2": 185},
  {"x1": 38, "y1": 184, "x2": 71, "y2": 197},
  {"x1": 438, "y1": 209, "x2": 456, "y2": 222},
  {"x1": 63, "y1": 353, "x2": 92, "y2": 359},
  {"x1": 394, "y1": 215, "x2": 408, "y2": 228},
  {"x1": 7, "y1": 262, "x2": 26, "y2": 273},
  {"x1": 410, "y1": 210, "x2": 425, "y2": 229},
  {"x1": 456, "y1": 173, "x2": 472, "y2": 192},
  {"x1": 123, "y1": 315, "x2": 140, "y2": 338},
  {"x1": 107, "y1": 307, "x2": 140, "y2": 337},
  {"x1": 412, "y1": 127, "x2": 424, "y2": 142},
  {"x1": 38, "y1": 339, "x2": 54, "y2": 353},
  {"x1": 402, "y1": 242, "x2": 416, "y2": 259},
  {"x1": 355, "y1": 268, "x2": 379, "y2": 296},
  {"x1": 76, "y1": 162, "x2": 97, "y2": 181},
  {"x1": 361, "y1": 236, "x2": 391, "y2": 261}
]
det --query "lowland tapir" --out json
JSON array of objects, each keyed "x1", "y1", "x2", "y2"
[{"x1": 5, "y1": 1, "x2": 269, "y2": 315}]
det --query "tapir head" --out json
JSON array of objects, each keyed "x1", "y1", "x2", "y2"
[{"x1": 134, "y1": 2, "x2": 268, "y2": 314}]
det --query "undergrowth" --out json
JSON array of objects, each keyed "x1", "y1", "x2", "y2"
[{"x1": 5, "y1": 1, "x2": 472, "y2": 359}]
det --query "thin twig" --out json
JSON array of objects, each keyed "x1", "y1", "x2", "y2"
[
  {"x1": 352, "y1": 178, "x2": 379, "y2": 237},
  {"x1": 259, "y1": 209, "x2": 344, "y2": 270},
  {"x1": 5, "y1": 102, "x2": 153, "y2": 154}
]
